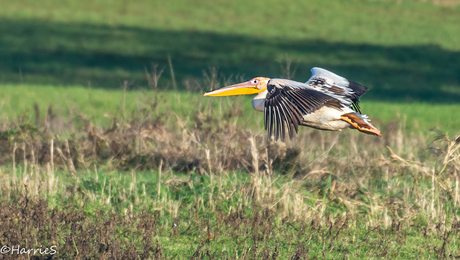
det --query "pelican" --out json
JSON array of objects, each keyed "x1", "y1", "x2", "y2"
[{"x1": 203, "y1": 67, "x2": 381, "y2": 141}]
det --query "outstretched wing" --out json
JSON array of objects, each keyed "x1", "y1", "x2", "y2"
[
  {"x1": 264, "y1": 79, "x2": 341, "y2": 141},
  {"x1": 306, "y1": 67, "x2": 368, "y2": 113}
]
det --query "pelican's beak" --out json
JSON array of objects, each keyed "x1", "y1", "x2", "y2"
[{"x1": 203, "y1": 81, "x2": 264, "y2": 97}]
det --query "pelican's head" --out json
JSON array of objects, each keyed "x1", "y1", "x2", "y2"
[{"x1": 203, "y1": 77, "x2": 270, "y2": 97}]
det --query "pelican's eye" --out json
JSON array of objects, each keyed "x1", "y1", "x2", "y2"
[{"x1": 251, "y1": 79, "x2": 259, "y2": 85}]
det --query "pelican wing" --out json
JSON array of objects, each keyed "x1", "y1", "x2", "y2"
[
  {"x1": 306, "y1": 67, "x2": 368, "y2": 113},
  {"x1": 264, "y1": 79, "x2": 340, "y2": 141}
]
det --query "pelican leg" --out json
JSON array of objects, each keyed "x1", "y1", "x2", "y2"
[{"x1": 340, "y1": 113, "x2": 382, "y2": 137}]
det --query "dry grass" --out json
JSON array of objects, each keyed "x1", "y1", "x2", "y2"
[{"x1": 0, "y1": 72, "x2": 460, "y2": 258}]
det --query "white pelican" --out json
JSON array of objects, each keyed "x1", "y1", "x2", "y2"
[{"x1": 203, "y1": 67, "x2": 381, "y2": 141}]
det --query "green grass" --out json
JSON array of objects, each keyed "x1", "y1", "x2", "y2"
[
  {"x1": 2, "y1": 0, "x2": 459, "y2": 48},
  {"x1": 3, "y1": 164, "x2": 460, "y2": 258},
  {"x1": 2, "y1": 84, "x2": 460, "y2": 134},
  {"x1": 0, "y1": 0, "x2": 459, "y2": 103},
  {"x1": 1, "y1": 0, "x2": 460, "y2": 258},
  {"x1": 1, "y1": 82, "x2": 459, "y2": 258}
]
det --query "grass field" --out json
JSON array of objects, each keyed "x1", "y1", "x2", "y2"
[
  {"x1": 1, "y1": 91, "x2": 460, "y2": 258},
  {"x1": 1, "y1": 0, "x2": 460, "y2": 259}
]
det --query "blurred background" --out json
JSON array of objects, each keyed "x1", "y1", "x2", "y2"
[{"x1": 0, "y1": 0, "x2": 459, "y2": 130}]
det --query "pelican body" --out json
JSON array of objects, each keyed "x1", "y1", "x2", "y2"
[{"x1": 204, "y1": 68, "x2": 381, "y2": 141}]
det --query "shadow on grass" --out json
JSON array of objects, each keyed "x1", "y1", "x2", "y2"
[{"x1": 0, "y1": 18, "x2": 459, "y2": 102}]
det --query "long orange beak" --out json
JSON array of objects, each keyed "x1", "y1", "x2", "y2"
[{"x1": 203, "y1": 81, "x2": 264, "y2": 97}]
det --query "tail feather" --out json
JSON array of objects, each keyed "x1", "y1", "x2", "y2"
[{"x1": 341, "y1": 112, "x2": 381, "y2": 137}]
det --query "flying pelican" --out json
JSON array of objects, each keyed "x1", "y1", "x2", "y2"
[{"x1": 203, "y1": 67, "x2": 381, "y2": 141}]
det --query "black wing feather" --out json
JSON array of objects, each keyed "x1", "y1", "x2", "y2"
[
  {"x1": 264, "y1": 83, "x2": 338, "y2": 141},
  {"x1": 277, "y1": 98, "x2": 293, "y2": 139},
  {"x1": 347, "y1": 80, "x2": 368, "y2": 114}
]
